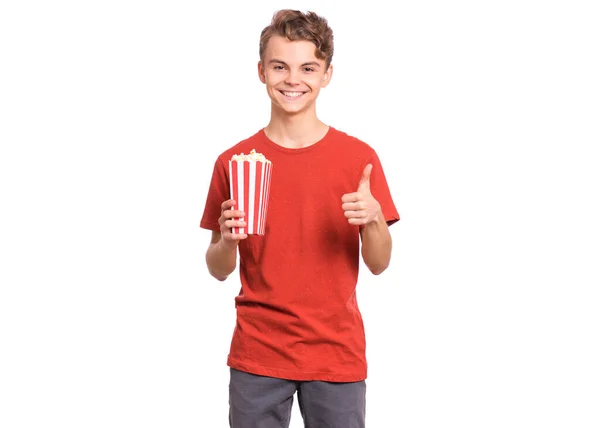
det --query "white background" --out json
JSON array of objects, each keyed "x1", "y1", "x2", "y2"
[{"x1": 1, "y1": 0, "x2": 599, "y2": 427}]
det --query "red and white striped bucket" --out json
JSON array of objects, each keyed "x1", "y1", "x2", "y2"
[{"x1": 229, "y1": 160, "x2": 273, "y2": 235}]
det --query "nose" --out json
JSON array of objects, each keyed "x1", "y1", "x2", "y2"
[{"x1": 284, "y1": 69, "x2": 301, "y2": 85}]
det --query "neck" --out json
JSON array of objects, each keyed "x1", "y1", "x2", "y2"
[{"x1": 265, "y1": 106, "x2": 328, "y2": 149}]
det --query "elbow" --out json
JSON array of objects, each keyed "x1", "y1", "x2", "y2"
[
  {"x1": 361, "y1": 237, "x2": 392, "y2": 276},
  {"x1": 367, "y1": 260, "x2": 390, "y2": 276},
  {"x1": 205, "y1": 248, "x2": 231, "y2": 282},
  {"x1": 208, "y1": 267, "x2": 229, "y2": 282},
  {"x1": 206, "y1": 258, "x2": 230, "y2": 282},
  {"x1": 369, "y1": 264, "x2": 388, "y2": 276},
  {"x1": 362, "y1": 249, "x2": 391, "y2": 276}
]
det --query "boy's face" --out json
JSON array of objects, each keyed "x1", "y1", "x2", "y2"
[{"x1": 258, "y1": 35, "x2": 332, "y2": 116}]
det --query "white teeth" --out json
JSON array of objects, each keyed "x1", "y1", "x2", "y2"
[{"x1": 282, "y1": 91, "x2": 303, "y2": 97}]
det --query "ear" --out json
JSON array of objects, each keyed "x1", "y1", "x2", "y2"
[
  {"x1": 321, "y1": 64, "x2": 333, "y2": 88},
  {"x1": 258, "y1": 61, "x2": 266, "y2": 84}
]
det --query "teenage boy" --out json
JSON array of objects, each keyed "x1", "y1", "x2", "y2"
[{"x1": 200, "y1": 9, "x2": 400, "y2": 428}]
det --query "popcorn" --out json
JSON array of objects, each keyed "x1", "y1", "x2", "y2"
[
  {"x1": 229, "y1": 149, "x2": 273, "y2": 235},
  {"x1": 231, "y1": 149, "x2": 271, "y2": 163}
]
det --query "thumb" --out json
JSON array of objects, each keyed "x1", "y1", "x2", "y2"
[{"x1": 358, "y1": 163, "x2": 372, "y2": 191}]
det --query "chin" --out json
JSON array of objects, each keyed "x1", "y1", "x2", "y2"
[{"x1": 278, "y1": 104, "x2": 309, "y2": 115}]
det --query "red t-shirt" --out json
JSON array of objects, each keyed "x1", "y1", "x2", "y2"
[{"x1": 200, "y1": 127, "x2": 400, "y2": 382}]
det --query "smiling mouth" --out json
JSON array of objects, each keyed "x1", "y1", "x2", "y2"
[{"x1": 279, "y1": 90, "x2": 306, "y2": 99}]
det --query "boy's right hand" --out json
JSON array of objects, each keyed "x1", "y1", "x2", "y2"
[{"x1": 218, "y1": 199, "x2": 248, "y2": 247}]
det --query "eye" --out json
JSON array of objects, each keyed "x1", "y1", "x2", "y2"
[
  {"x1": 303, "y1": 67, "x2": 315, "y2": 72},
  {"x1": 273, "y1": 65, "x2": 285, "y2": 70}
]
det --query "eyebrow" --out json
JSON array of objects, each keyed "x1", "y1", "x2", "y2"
[{"x1": 268, "y1": 59, "x2": 321, "y2": 68}]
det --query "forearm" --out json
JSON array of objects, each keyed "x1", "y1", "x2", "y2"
[
  {"x1": 206, "y1": 238, "x2": 238, "y2": 281},
  {"x1": 360, "y1": 212, "x2": 392, "y2": 275}
]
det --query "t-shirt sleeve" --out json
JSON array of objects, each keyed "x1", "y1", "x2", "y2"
[
  {"x1": 200, "y1": 157, "x2": 230, "y2": 232},
  {"x1": 366, "y1": 150, "x2": 400, "y2": 227}
]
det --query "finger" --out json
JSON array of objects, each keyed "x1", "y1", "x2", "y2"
[
  {"x1": 224, "y1": 219, "x2": 247, "y2": 229},
  {"x1": 221, "y1": 199, "x2": 236, "y2": 212},
  {"x1": 223, "y1": 210, "x2": 246, "y2": 219},
  {"x1": 344, "y1": 210, "x2": 366, "y2": 219},
  {"x1": 222, "y1": 231, "x2": 248, "y2": 243},
  {"x1": 227, "y1": 233, "x2": 248, "y2": 241},
  {"x1": 358, "y1": 164, "x2": 372, "y2": 190},
  {"x1": 361, "y1": 164, "x2": 373, "y2": 182},
  {"x1": 348, "y1": 217, "x2": 367, "y2": 225},
  {"x1": 342, "y1": 202, "x2": 363, "y2": 211},
  {"x1": 341, "y1": 192, "x2": 362, "y2": 203}
]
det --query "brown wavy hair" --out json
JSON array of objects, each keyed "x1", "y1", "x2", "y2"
[{"x1": 259, "y1": 10, "x2": 334, "y2": 68}]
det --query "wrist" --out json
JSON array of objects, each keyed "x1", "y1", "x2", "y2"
[
  {"x1": 218, "y1": 237, "x2": 239, "y2": 252},
  {"x1": 360, "y1": 209, "x2": 385, "y2": 231},
  {"x1": 369, "y1": 209, "x2": 385, "y2": 226}
]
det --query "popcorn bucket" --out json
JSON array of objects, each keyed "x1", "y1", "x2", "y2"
[{"x1": 229, "y1": 159, "x2": 273, "y2": 235}]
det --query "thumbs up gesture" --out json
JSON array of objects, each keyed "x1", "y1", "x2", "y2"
[{"x1": 341, "y1": 163, "x2": 383, "y2": 226}]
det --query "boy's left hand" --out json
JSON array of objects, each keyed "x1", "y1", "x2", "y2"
[{"x1": 341, "y1": 163, "x2": 383, "y2": 226}]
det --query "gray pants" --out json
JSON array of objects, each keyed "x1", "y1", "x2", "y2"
[{"x1": 229, "y1": 368, "x2": 366, "y2": 428}]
